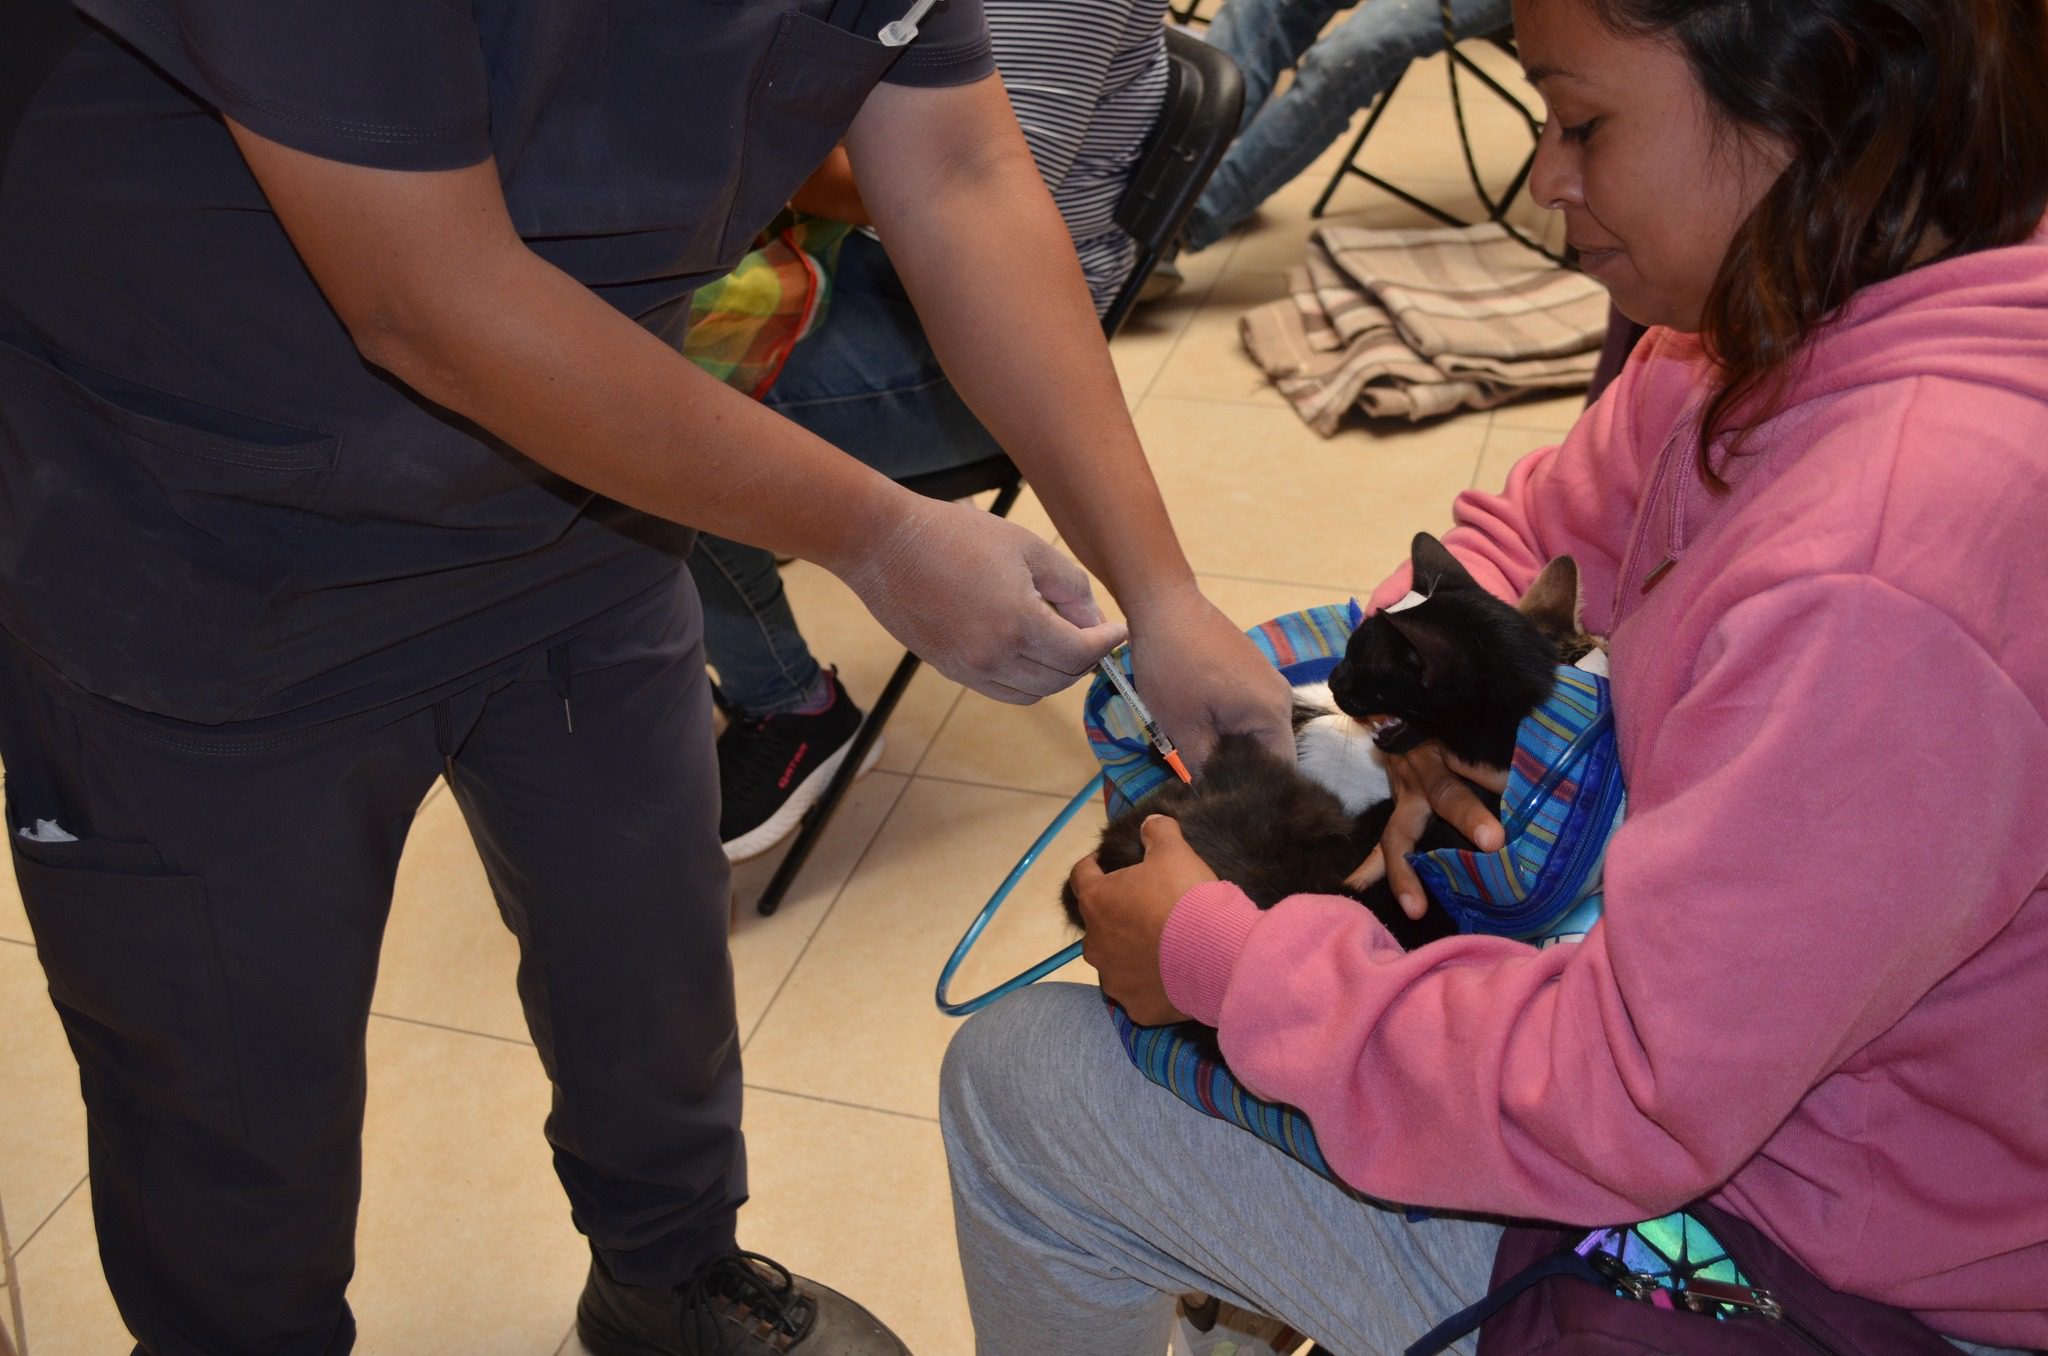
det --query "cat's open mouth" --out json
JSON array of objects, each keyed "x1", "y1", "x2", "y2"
[{"x1": 1363, "y1": 714, "x2": 1432, "y2": 754}]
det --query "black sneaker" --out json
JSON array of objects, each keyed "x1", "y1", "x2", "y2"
[
  {"x1": 577, "y1": 1250, "x2": 910, "y2": 1355},
  {"x1": 716, "y1": 670, "x2": 880, "y2": 862}
]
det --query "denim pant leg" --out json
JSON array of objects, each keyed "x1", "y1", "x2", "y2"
[
  {"x1": 692, "y1": 233, "x2": 1006, "y2": 715},
  {"x1": 687, "y1": 534, "x2": 823, "y2": 717},
  {"x1": 940, "y1": 983, "x2": 1501, "y2": 1355},
  {"x1": 1206, "y1": 0, "x2": 1356, "y2": 138},
  {"x1": 763, "y1": 233, "x2": 1003, "y2": 479},
  {"x1": 1185, "y1": 0, "x2": 1516, "y2": 249}
]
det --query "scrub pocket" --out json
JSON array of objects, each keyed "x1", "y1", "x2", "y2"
[
  {"x1": 8, "y1": 811, "x2": 245, "y2": 1130},
  {"x1": 500, "y1": 3, "x2": 899, "y2": 283},
  {"x1": 717, "y1": 10, "x2": 899, "y2": 261}
]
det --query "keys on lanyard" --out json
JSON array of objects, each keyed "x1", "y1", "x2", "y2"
[
  {"x1": 877, "y1": 0, "x2": 939, "y2": 44},
  {"x1": 824, "y1": 0, "x2": 937, "y2": 45}
]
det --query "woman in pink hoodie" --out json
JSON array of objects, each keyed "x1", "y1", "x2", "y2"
[{"x1": 942, "y1": 0, "x2": 2048, "y2": 1352}]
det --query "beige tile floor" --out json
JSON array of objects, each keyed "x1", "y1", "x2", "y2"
[{"x1": 0, "y1": 38, "x2": 1586, "y2": 1356}]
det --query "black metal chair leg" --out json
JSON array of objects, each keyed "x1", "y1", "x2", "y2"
[
  {"x1": 752, "y1": 477, "x2": 1026, "y2": 917},
  {"x1": 1311, "y1": 73, "x2": 1404, "y2": 220},
  {"x1": 753, "y1": 647, "x2": 922, "y2": 917}
]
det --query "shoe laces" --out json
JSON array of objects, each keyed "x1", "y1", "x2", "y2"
[
  {"x1": 719, "y1": 709, "x2": 808, "y2": 806},
  {"x1": 718, "y1": 681, "x2": 839, "y2": 805},
  {"x1": 679, "y1": 1251, "x2": 816, "y2": 1353}
]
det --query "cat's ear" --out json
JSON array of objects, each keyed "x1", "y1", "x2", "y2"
[
  {"x1": 1517, "y1": 555, "x2": 1583, "y2": 641},
  {"x1": 1409, "y1": 533, "x2": 1477, "y2": 594},
  {"x1": 1380, "y1": 609, "x2": 1455, "y2": 688}
]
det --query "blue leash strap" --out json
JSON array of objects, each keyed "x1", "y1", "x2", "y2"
[
  {"x1": 1403, "y1": 1247, "x2": 1610, "y2": 1355},
  {"x1": 934, "y1": 772, "x2": 1103, "y2": 1017}
]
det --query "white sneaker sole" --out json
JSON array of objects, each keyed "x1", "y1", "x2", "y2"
[{"x1": 721, "y1": 732, "x2": 885, "y2": 863}]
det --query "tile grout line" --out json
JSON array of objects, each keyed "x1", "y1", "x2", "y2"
[
  {"x1": 904, "y1": 771, "x2": 1100, "y2": 803},
  {"x1": 366, "y1": 1009, "x2": 536, "y2": 1049},
  {"x1": 8, "y1": 1172, "x2": 86, "y2": 1258},
  {"x1": 737, "y1": 769, "x2": 916, "y2": 1053},
  {"x1": 899, "y1": 681, "x2": 968, "y2": 781},
  {"x1": 1120, "y1": 234, "x2": 1238, "y2": 411},
  {"x1": 1469, "y1": 411, "x2": 1498, "y2": 489},
  {"x1": 743, "y1": 1083, "x2": 940, "y2": 1127}
]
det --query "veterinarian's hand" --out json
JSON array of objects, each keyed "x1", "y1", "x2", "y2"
[
  {"x1": 1069, "y1": 815, "x2": 1217, "y2": 1026},
  {"x1": 837, "y1": 495, "x2": 1127, "y2": 704},
  {"x1": 1124, "y1": 586, "x2": 1293, "y2": 770},
  {"x1": 1348, "y1": 743, "x2": 1509, "y2": 920}
]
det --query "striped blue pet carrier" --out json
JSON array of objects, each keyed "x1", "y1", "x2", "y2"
[{"x1": 937, "y1": 601, "x2": 1627, "y2": 1190}]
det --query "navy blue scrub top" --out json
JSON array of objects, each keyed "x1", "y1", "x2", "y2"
[{"x1": 0, "y1": 0, "x2": 992, "y2": 727}]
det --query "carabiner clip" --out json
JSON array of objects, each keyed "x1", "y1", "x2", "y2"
[{"x1": 878, "y1": 0, "x2": 939, "y2": 45}]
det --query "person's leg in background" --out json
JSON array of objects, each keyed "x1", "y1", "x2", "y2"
[
  {"x1": 758, "y1": 234, "x2": 1006, "y2": 478},
  {"x1": 686, "y1": 232, "x2": 1007, "y2": 860},
  {"x1": 1204, "y1": 0, "x2": 1357, "y2": 143},
  {"x1": 0, "y1": 629, "x2": 446, "y2": 1356},
  {"x1": 441, "y1": 573, "x2": 909, "y2": 1354},
  {"x1": 941, "y1": 982, "x2": 1501, "y2": 1355},
  {"x1": 1183, "y1": 0, "x2": 1517, "y2": 251}
]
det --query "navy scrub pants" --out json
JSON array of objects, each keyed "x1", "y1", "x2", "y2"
[{"x1": 0, "y1": 573, "x2": 744, "y2": 1356}]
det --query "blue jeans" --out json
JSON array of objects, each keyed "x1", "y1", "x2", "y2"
[
  {"x1": 688, "y1": 232, "x2": 1003, "y2": 715},
  {"x1": 1183, "y1": 0, "x2": 1515, "y2": 250}
]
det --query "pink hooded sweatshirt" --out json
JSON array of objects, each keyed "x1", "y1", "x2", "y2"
[{"x1": 1159, "y1": 223, "x2": 2048, "y2": 1346}]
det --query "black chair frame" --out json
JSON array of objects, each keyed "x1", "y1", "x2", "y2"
[
  {"x1": 753, "y1": 26, "x2": 1246, "y2": 916},
  {"x1": 1312, "y1": 22, "x2": 1563, "y2": 267}
]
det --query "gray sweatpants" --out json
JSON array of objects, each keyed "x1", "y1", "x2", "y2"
[
  {"x1": 940, "y1": 984, "x2": 2025, "y2": 1356},
  {"x1": 940, "y1": 982, "x2": 1500, "y2": 1355}
]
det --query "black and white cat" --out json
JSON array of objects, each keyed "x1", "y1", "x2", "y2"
[{"x1": 1062, "y1": 534, "x2": 1592, "y2": 950}]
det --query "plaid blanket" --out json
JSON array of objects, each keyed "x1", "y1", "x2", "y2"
[{"x1": 1240, "y1": 222, "x2": 1609, "y2": 434}]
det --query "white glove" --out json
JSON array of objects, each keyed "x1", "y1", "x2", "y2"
[{"x1": 836, "y1": 495, "x2": 1126, "y2": 703}]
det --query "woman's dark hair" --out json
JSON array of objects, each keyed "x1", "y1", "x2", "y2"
[{"x1": 1583, "y1": 0, "x2": 2048, "y2": 483}]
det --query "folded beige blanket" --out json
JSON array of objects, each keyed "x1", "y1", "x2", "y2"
[{"x1": 1240, "y1": 222, "x2": 1610, "y2": 434}]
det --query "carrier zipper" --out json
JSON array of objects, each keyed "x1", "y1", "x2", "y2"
[
  {"x1": 1680, "y1": 1278, "x2": 1782, "y2": 1319},
  {"x1": 1683, "y1": 1262, "x2": 1842, "y2": 1355},
  {"x1": 1590, "y1": 1246, "x2": 1843, "y2": 1355}
]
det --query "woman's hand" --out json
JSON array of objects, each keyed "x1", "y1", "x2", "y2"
[
  {"x1": 1067, "y1": 815, "x2": 1217, "y2": 1026},
  {"x1": 1125, "y1": 587, "x2": 1295, "y2": 771},
  {"x1": 1347, "y1": 743, "x2": 1510, "y2": 919}
]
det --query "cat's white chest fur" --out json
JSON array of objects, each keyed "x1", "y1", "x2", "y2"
[{"x1": 1293, "y1": 682, "x2": 1392, "y2": 814}]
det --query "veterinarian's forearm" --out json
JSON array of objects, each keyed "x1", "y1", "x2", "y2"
[{"x1": 847, "y1": 78, "x2": 1201, "y2": 618}]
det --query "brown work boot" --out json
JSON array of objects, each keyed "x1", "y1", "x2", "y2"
[{"x1": 577, "y1": 1250, "x2": 910, "y2": 1355}]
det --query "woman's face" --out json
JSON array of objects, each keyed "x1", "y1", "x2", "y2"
[{"x1": 1515, "y1": 0, "x2": 1789, "y2": 332}]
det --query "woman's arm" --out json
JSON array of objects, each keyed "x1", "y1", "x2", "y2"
[{"x1": 1158, "y1": 577, "x2": 2048, "y2": 1220}]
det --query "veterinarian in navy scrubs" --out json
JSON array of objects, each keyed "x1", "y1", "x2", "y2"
[{"x1": 0, "y1": 0, "x2": 1292, "y2": 1351}]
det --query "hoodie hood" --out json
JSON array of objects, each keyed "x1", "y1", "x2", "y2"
[{"x1": 1781, "y1": 215, "x2": 2048, "y2": 409}]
